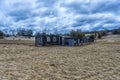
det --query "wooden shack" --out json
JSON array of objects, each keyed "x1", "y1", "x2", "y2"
[
  {"x1": 35, "y1": 34, "x2": 75, "y2": 46},
  {"x1": 35, "y1": 34, "x2": 59, "y2": 46},
  {"x1": 82, "y1": 37, "x2": 90, "y2": 44},
  {"x1": 35, "y1": 34, "x2": 93, "y2": 47},
  {"x1": 59, "y1": 36, "x2": 75, "y2": 46}
]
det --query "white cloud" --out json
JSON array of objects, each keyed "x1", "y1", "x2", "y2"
[{"x1": 0, "y1": 0, "x2": 120, "y2": 33}]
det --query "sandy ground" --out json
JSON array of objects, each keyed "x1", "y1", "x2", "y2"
[{"x1": 0, "y1": 35, "x2": 120, "y2": 80}]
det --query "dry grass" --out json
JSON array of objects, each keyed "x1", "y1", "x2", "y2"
[
  {"x1": 0, "y1": 39, "x2": 34, "y2": 46},
  {"x1": 0, "y1": 35, "x2": 120, "y2": 80}
]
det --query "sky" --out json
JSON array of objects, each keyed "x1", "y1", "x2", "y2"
[{"x1": 0, "y1": 0, "x2": 120, "y2": 33}]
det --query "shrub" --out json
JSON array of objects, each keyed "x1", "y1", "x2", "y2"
[
  {"x1": 0, "y1": 30, "x2": 4, "y2": 39},
  {"x1": 70, "y1": 30, "x2": 85, "y2": 39},
  {"x1": 77, "y1": 33, "x2": 85, "y2": 39},
  {"x1": 89, "y1": 35, "x2": 95, "y2": 42},
  {"x1": 112, "y1": 28, "x2": 120, "y2": 34},
  {"x1": 98, "y1": 33, "x2": 102, "y2": 39}
]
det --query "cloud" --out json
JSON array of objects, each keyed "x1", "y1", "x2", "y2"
[{"x1": 0, "y1": 0, "x2": 120, "y2": 33}]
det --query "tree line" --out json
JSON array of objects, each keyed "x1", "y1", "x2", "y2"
[
  {"x1": 0, "y1": 27, "x2": 120, "y2": 39},
  {"x1": 0, "y1": 29, "x2": 33, "y2": 38}
]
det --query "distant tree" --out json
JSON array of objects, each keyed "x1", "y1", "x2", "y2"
[
  {"x1": 26, "y1": 29, "x2": 33, "y2": 38},
  {"x1": 76, "y1": 29, "x2": 82, "y2": 33},
  {"x1": 35, "y1": 32, "x2": 40, "y2": 36},
  {"x1": 17, "y1": 29, "x2": 26, "y2": 36},
  {"x1": 53, "y1": 27, "x2": 58, "y2": 35},
  {"x1": 98, "y1": 32, "x2": 102, "y2": 39},
  {"x1": 70, "y1": 29, "x2": 85, "y2": 45},
  {"x1": 89, "y1": 35, "x2": 95, "y2": 42},
  {"x1": 0, "y1": 30, "x2": 4, "y2": 39},
  {"x1": 17, "y1": 29, "x2": 33, "y2": 38},
  {"x1": 70, "y1": 29, "x2": 85, "y2": 39},
  {"x1": 70, "y1": 30, "x2": 77, "y2": 38},
  {"x1": 112, "y1": 28, "x2": 120, "y2": 34},
  {"x1": 101, "y1": 30, "x2": 107, "y2": 36},
  {"x1": 42, "y1": 29, "x2": 47, "y2": 34},
  {"x1": 4, "y1": 34, "x2": 10, "y2": 37},
  {"x1": 10, "y1": 29, "x2": 16, "y2": 37},
  {"x1": 112, "y1": 30, "x2": 117, "y2": 34},
  {"x1": 118, "y1": 28, "x2": 120, "y2": 34},
  {"x1": 77, "y1": 33, "x2": 85, "y2": 39}
]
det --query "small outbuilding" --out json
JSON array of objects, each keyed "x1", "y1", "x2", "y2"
[
  {"x1": 35, "y1": 34, "x2": 59, "y2": 46},
  {"x1": 35, "y1": 34, "x2": 94, "y2": 47},
  {"x1": 35, "y1": 34, "x2": 75, "y2": 46},
  {"x1": 59, "y1": 36, "x2": 75, "y2": 46}
]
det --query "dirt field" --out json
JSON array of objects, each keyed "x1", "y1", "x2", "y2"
[{"x1": 0, "y1": 35, "x2": 120, "y2": 80}]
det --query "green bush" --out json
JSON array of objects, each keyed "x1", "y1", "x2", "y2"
[
  {"x1": 77, "y1": 33, "x2": 85, "y2": 39},
  {"x1": 70, "y1": 30, "x2": 85, "y2": 39}
]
